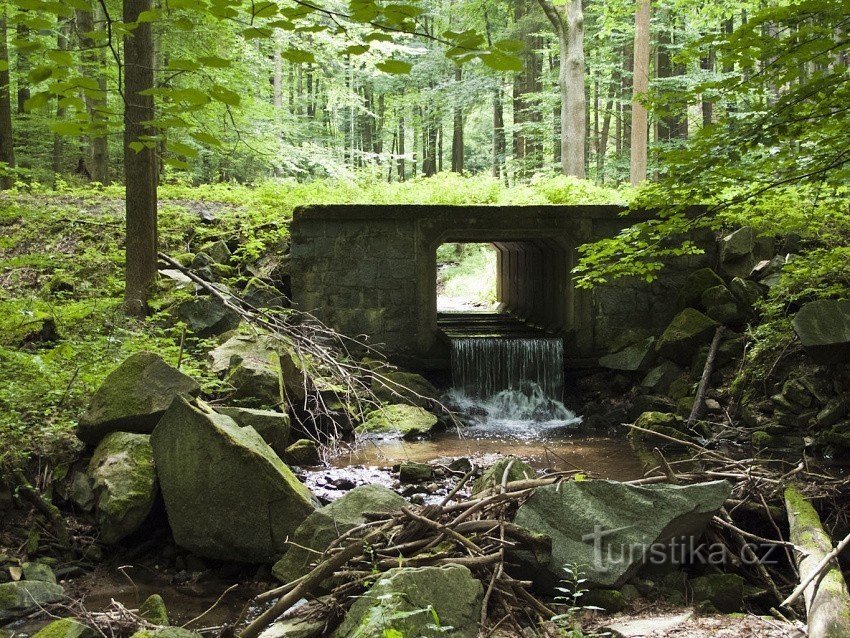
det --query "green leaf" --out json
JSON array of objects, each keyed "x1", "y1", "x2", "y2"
[
  {"x1": 50, "y1": 121, "x2": 85, "y2": 135},
  {"x1": 349, "y1": 0, "x2": 379, "y2": 22},
  {"x1": 364, "y1": 31, "x2": 393, "y2": 42},
  {"x1": 209, "y1": 85, "x2": 241, "y2": 107},
  {"x1": 342, "y1": 44, "x2": 370, "y2": 55},
  {"x1": 494, "y1": 38, "x2": 525, "y2": 53},
  {"x1": 190, "y1": 131, "x2": 222, "y2": 147},
  {"x1": 197, "y1": 56, "x2": 232, "y2": 68},
  {"x1": 251, "y1": 1, "x2": 278, "y2": 18},
  {"x1": 163, "y1": 157, "x2": 190, "y2": 170},
  {"x1": 47, "y1": 50, "x2": 74, "y2": 66},
  {"x1": 24, "y1": 92, "x2": 51, "y2": 111},
  {"x1": 243, "y1": 26, "x2": 273, "y2": 39},
  {"x1": 375, "y1": 59, "x2": 411, "y2": 74},
  {"x1": 479, "y1": 51, "x2": 523, "y2": 72},
  {"x1": 168, "y1": 141, "x2": 198, "y2": 158},
  {"x1": 280, "y1": 48, "x2": 315, "y2": 64},
  {"x1": 128, "y1": 141, "x2": 146, "y2": 153},
  {"x1": 28, "y1": 66, "x2": 53, "y2": 84},
  {"x1": 168, "y1": 59, "x2": 201, "y2": 71},
  {"x1": 136, "y1": 9, "x2": 161, "y2": 22}
]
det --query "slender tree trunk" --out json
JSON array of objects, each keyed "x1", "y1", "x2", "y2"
[
  {"x1": 451, "y1": 67, "x2": 464, "y2": 173},
  {"x1": 52, "y1": 19, "x2": 70, "y2": 177},
  {"x1": 630, "y1": 0, "x2": 650, "y2": 185},
  {"x1": 16, "y1": 21, "x2": 29, "y2": 114},
  {"x1": 492, "y1": 85, "x2": 505, "y2": 178},
  {"x1": 514, "y1": 0, "x2": 543, "y2": 176},
  {"x1": 0, "y1": 6, "x2": 13, "y2": 189},
  {"x1": 77, "y1": 2, "x2": 109, "y2": 183},
  {"x1": 701, "y1": 46, "x2": 715, "y2": 126},
  {"x1": 397, "y1": 113, "x2": 405, "y2": 181},
  {"x1": 123, "y1": 0, "x2": 158, "y2": 316},
  {"x1": 273, "y1": 47, "x2": 282, "y2": 110}
]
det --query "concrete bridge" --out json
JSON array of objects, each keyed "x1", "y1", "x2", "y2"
[{"x1": 289, "y1": 204, "x2": 713, "y2": 370}]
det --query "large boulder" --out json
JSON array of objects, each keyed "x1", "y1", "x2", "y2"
[
  {"x1": 272, "y1": 485, "x2": 407, "y2": 583},
  {"x1": 701, "y1": 285, "x2": 745, "y2": 327},
  {"x1": 243, "y1": 278, "x2": 287, "y2": 309},
  {"x1": 792, "y1": 300, "x2": 850, "y2": 364},
  {"x1": 88, "y1": 432, "x2": 158, "y2": 543},
  {"x1": 217, "y1": 407, "x2": 290, "y2": 457},
  {"x1": 151, "y1": 397, "x2": 316, "y2": 562},
  {"x1": 513, "y1": 479, "x2": 731, "y2": 590},
  {"x1": 176, "y1": 297, "x2": 241, "y2": 338},
  {"x1": 77, "y1": 352, "x2": 200, "y2": 445},
  {"x1": 32, "y1": 619, "x2": 97, "y2": 638},
  {"x1": 372, "y1": 371, "x2": 438, "y2": 408},
  {"x1": 655, "y1": 309, "x2": 719, "y2": 366},
  {"x1": 599, "y1": 337, "x2": 655, "y2": 372},
  {"x1": 283, "y1": 439, "x2": 320, "y2": 467},
  {"x1": 356, "y1": 404, "x2": 438, "y2": 440},
  {"x1": 0, "y1": 581, "x2": 65, "y2": 621},
  {"x1": 334, "y1": 565, "x2": 483, "y2": 638},
  {"x1": 719, "y1": 227, "x2": 756, "y2": 278}
]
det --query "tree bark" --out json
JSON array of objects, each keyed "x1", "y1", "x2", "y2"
[
  {"x1": 16, "y1": 21, "x2": 29, "y2": 115},
  {"x1": 123, "y1": 0, "x2": 158, "y2": 316},
  {"x1": 0, "y1": 6, "x2": 15, "y2": 189},
  {"x1": 53, "y1": 19, "x2": 70, "y2": 178},
  {"x1": 536, "y1": 0, "x2": 586, "y2": 178},
  {"x1": 513, "y1": 0, "x2": 543, "y2": 176},
  {"x1": 77, "y1": 2, "x2": 110, "y2": 183},
  {"x1": 451, "y1": 66, "x2": 463, "y2": 173},
  {"x1": 630, "y1": 0, "x2": 650, "y2": 185},
  {"x1": 785, "y1": 485, "x2": 850, "y2": 638}
]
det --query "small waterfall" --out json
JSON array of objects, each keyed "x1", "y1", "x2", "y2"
[
  {"x1": 447, "y1": 337, "x2": 581, "y2": 436},
  {"x1": 451, "y1": 337, "x2": 565, "y2": 400}
]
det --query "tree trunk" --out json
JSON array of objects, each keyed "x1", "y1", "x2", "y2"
[
  {"x1": 785, "y1": 485, "x2": 850, "y2": 638},
  {"x1": 123, "y1": 0, "x2": 158, "y2": 316},
  {"x1": 52, "y1": 19, "x2": 70, "y2": 177},
  {"x1": 451, "y1": 67, "x2": 463, "y2": 173},
  {"x1": 492, "y1": 86, "x2": 505, "y2": 178},
  {"x1": 77, "y1": 2, "x2": 110, "y2": 184},
  {"x1": 397, "y1": 113, "x2": 405, "y2": 181},
  {"x1": 513, "y1": 0, "x2": 543, "y2": 176},
  {"x1": 630, "y1": 0, "x2": 650, "y2": 185},
  {"x1": 16, "y1": 21, "x2": 29, "y2": 114},
  {"x1": 273, "y1": 46, "x2": 282, "y2": 110},
  {"x1": 562, "y1": 0, "x2": 586, "y2": 177},
  {"x1": 701, "y1": 47, "x2": 715, "y2": 126},
  {"x1": 0, "y1": 6, "x2": 15, "y2": 189}
]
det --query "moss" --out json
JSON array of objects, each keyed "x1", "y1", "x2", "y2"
[
  {"x1": 655, "y1": 309, "x2": 720, "y2": 366},
  {"x1": 139, "y1": 594, "x2": 169, "y2": 625},
  {"x1": 751, "y1": 430, "x2": 774, "y2": 447},
  {"x1": 472, "y1": 456, "x2": 534, "y2": 495},
  {"x1": 356, "y1": 404, "x2": 438, "y2": 440},
  {"x1": 33, "y1": 619, "x2": 97, "y2": 638}
]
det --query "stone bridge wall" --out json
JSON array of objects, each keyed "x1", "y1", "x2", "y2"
[{"x1": 290, "y1": 205, "x2": 714, "y2": 369}]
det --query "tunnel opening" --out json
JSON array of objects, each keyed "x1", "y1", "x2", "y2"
[{"x1": 434, "y1": 238, "x2": 571, "y2": 341}]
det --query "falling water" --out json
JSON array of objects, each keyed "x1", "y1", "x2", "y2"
[
  {"x1": 448, "y1": 337, "x2": 581, "y2": 436},
  {"x1": 451, "y1": 337, "x2": 565, "y2": 400}
]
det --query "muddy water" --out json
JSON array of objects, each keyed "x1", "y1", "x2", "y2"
[{"x1": 329, "y1": 431, "x2": 646, "y2": 480}]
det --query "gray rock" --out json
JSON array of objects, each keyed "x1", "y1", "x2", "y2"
[
  {"x1": 217, "y1": 407, "x2": 290, "y2": 457},
  {"x1": 372, "y1": 371, "x2": 438, "y2": 408},
  {"x1": 283, "y1": 439, "x2": 320, "y2": 467},
  {"x1": 599, "y1": 337, "x2": 656, "y2": 372},
  {"x1": 334, "y1": 565, "x2": 483, "y2": 638},
  {"x1": 513, "y1": 480, "x2": 731, "y2": 590},
  {"x1": 176, "y1": 297, "x2": 241, "y2": 338},
  {"x1": 675, "y1": 268, "x2": 724, "y2": 311},
  {"x1": 719, "y1": 227, "x2": 756, "y2": 278},
  {"x1": 701, "y1": 285, "x2": 745, "y2": 327},
  {"x1": 356, "y1": 404, "x2": 438, "y2": 440},
  {"x1": 243, "y1": 278, "x2": 287, "y2": 309},
  {"x1": 272, "y1": 485, "x2": 406, "y2": 584},
  {"x1": 472, "y1": 456, "x2": 534, "y2": 496},
  {"x1": 639, "y1": 361, "x2": 684, "y2": 396},
  {"x1": 815, "y1": 397, "x2": 850, "y2": 429},
  {"x1": 729, "y1": 277, "x2": 763, "y2": 309},
  {"x1": 688, "y1": 573, "x2": 744, "y2": 613},
  {"x1": 399, "y1": 462, "x2": 433, "y2": 483},
  {"x1": 0, "y1": 581, "x2": 65, "y2": 621},
  {"x1": 77, "y1": 352, "x2": 201, "y2": 445},
  {"x1": 68, "y1": 472, "x2": 95, "y2": 511},
  {"x1": 88, "y1": 432, "x2": 158, "y2": 543},
  {"x1": 792, "y1": 300, "x2": 850, "y2": 364},
  {"x1": 198, "y1": 240, "x2": 231, "y2": 264},
  {"x1": 655, "y1": 309, "x2": 720, "y2": 366},
  {"x1": 22, "y1": 562, "x2": 56, "y2": 583},
  {"x1": 32, "y1": 619, "x2": 97, "y2": 638},
  {"x1": 151, "y1": 397, "x2": 316, "y2": 562}
]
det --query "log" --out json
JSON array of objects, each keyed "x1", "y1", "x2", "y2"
[
  {"x1": 687, "y1": 325, "x2": 724, "y2": 428},
  {"x1": 784, "y1": 485, "x2": 850, "y2": 638}
]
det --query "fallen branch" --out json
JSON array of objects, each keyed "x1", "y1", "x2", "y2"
[{"x1": 688, "y1": 326, "x2": 724, "y2": 428}]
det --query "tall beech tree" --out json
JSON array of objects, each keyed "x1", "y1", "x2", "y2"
[{"x1": 630, "y1": 0, "x2": 650, "y2": 185}]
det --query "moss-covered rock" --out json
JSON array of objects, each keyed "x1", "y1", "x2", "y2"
[
  {"x1": 399, "y1": 462, "x2": 433, "y2": 483},
  {"x1": 257, "y1": 617, "x2": 324, "y2": 638},
  {"x1": 371, "y1": 371, "x2": 438, "y2": 408},
  {"x1": 655, "y1": 309, "x2": 719, "y2": 366},
  {"x1": 0, "y1": 581, "x2": 65, "y2": 621},
  {"x1": 629, "y1": 412, "x2": 694, "y2": 447},
  {"x1": 151, "y1": 397, "x2": 316, "y2": 562},
  {"x1": 217, "y1": 407, "x2": 290, "y2": 457},
  {"x1": 176, "y1": 297, "x2": 241, "y2": 338},
  {"x1": 599, "y1": 337, "x2": 656, "y2": 372},
  {"x1": 688, "y1": 573, "x2": 744, "y2": 613},
  {"x1": 513, "y1": 480, "x2": 731, "y2": 590},
  {"x1": 77, "y1": 352, "x2": 201, "y2": 445},
  {"x1": 22, "y1": 562, "x2": 56, "y2": 583},
  {"x1": 139, "y1": 594, "x2": 169, "y2": 625},
  {"x1": 243, "y1": 278, "x2": 287, "y2": 309},
  {"x1": 283, "y1": 439, "x2": 320, "y2": 467},
  {"x1": 792, "y1": 299, "x2": 850, "y2": 364},
  {"x1": 32, "y1": 619, "x2": 97, "y2": 638},
  {"x1": 701, "y1": 285, "x2": 745, "y2": 327},
  {"x1": 198, "y1": 240, "x2": 231, "y2": 264},
  {"x1": 582, "y1": 588, "x2": 626, "y2": 612},
  {"x1": 88, "y1": 432, "x2": 158, "y2": 543},
  {"x1": 676, "y1": 268, "x2": 724, "y2": 311},
  {"x1": 334, "y1": 565, "x2": 483, "y2": 638},
  {"x1": 472, "y1": 456, "x2": 534, "y2": 496},
  {"x1": 356, "y1": 404, "x2": 438, "y2": 440},
  {"x1": 719, "y1": 227, "x2": 757, "y2": 278},
  {"x1": 272, "y1": 485, "x2": 406, "y2": 584}
]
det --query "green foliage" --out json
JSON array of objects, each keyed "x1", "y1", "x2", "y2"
[{"x1": 551, "y1": 564, "x2": 605, "y2": 638}]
